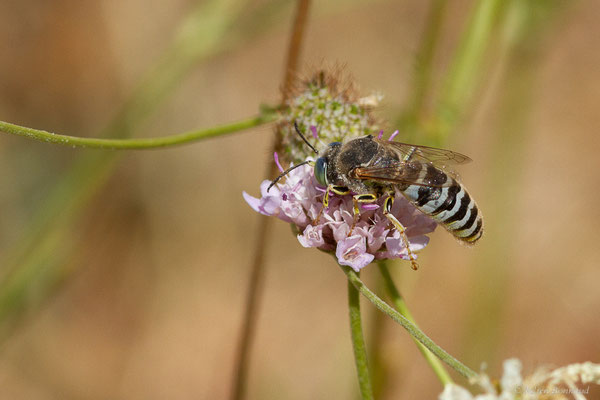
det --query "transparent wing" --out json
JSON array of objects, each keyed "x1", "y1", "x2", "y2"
[
  {"x1": 378, "y1": 138, "x2": 472, "y2": 169},
  {"x1": 353, "y1": 162, "x2": 454, "y2": 188}
]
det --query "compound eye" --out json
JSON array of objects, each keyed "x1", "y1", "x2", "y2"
[{"x1": 314, "y1": 157, "x2": 328, "y2": 186}]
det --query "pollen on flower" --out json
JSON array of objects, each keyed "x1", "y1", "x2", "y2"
[{"x1": 243, "y1": 161, "x2": 436, "y2": 271}]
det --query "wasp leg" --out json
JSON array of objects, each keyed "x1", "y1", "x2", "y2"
[
  {"x1": 314, "y1": 185, "x2": 350, "y2": 225},
  {"x1": 350, "y1": 194, "x2": 378, "y2": 235},
  {"x1": 382, "y1": 193, "x2": 419, "y2": 270}
]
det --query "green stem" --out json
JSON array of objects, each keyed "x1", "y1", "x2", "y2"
[
  {"x1": 348, "y1": 276, "x2": 374, "y2": 400},
  {"x1": 365, "y1": 282, "x2": 390, "y2": 400},
  {"x1": 0, "y1": 0, "x2": 250, "y2": 339},
  {"x1": 397, "y1": 0, "x2": 448, "y2": 145},
  {"x1": 433, "y1": 0, "x2": 503, "y2": 145},
  {"x1": 229, "y1": 2, "x2": 312, "y2": 399},
  {"x1": 441, "y1": 0, "x2": 502, "y2": 108},
  {"x1": 340, "y1": 265, "x2": 477, "y2": 380},
  {"x1": 461, "y1": 0, "x2": 566, "y2": 368},
  {"x1": 0, "y1": 111, "x2": 278, "y2": 150},
  {"x1": 377, "y1": 261, "x2": 453, "y2": 386},
  {"x1": 408, "y1": 0, "x2": 448, "y2": 119}
]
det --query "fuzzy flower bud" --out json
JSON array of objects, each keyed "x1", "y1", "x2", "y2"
[{"x1": 278, "y1": 69, "x2": 380, "y2": 164}]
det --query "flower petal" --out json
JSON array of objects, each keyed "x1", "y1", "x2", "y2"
[
  {"x1": 298, "y1": 224, "x2": 325, "y2": 248},
  {"x1": 242, "y1": 191, "x2": 262, "y2": 213},
  {"x1": 336, "y1": 235, "x2": 374, "y2": 271},
  {"x1": 438, "y1": 384, "x2": 474, "y2": 400}
]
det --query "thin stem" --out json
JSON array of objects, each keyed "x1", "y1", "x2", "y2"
[
  {"x1": 340, "y1": 265, "x2": 477, "y2": 380},
  {"x1": 377, "y1": 261, "x2": 453, "y2": 386},
  {"x1": 0, "y1": 112, "x2": 278, "y2": 150},
  {"x1": 408, "y1": 0, "x2": 448, "y2": 120},
  {"x1": 229, "y1": 214, "x2": 273, "y2": 400},
  {"x1": 0, "y1": 0, "x2": 249, "y2": 338},
  {"x1": 434, "y1": 0, "x2": 503, "y2": 144},
  {"x1": 281, "y1": 0, "x2": 311, "y2": 102},
  {"x1": 461, "y1": 1, "x2": 565, "y2": 368},
  {"x1": 229, "y1": 2, "x2": 311, "y2": 400},
  {"x1": 348, "y1": 276, "x2": 374, "y2": 400},
  {"x1": 365, "y1": 282, "x2": 390, "y2": 400},
  {"x1": 397, "y1": 0, "x2": 449, "y2": 148}
]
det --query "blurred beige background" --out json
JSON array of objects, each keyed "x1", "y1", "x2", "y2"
[{"x1": 0, "y1": 1, "x2": 599, "y2": 399}]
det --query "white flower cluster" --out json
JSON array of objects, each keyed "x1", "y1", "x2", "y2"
[{"x1": 439, "y1": 359, "x2": 600, "y2": 400}]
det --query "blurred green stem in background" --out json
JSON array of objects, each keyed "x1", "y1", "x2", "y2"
[
  {"x1": 230, "y1": 1, "x2": 312, "y2": 399},
  {"x1": 432, "y1": 0, "x2": 502, "y2": 146},
  {"x1": 398, "y1": 0, "x2": 505, "y2": 147},
  {"x1": 0, "y1": 0, "x2": 256, "y2": 341},
  {"x1": 396, "y1": 0, "x2": 448, "y2": 144},
  {"x1": 461, "y1": 0, "x2": 566, "y2": 368},
  {"x1": 348, "y1": 276, "x2": 375, "y2": 400},
  {"x1": 377, "y1": 261, "x2": 453, "y2": 386},
  {"x1": 0, "y1": 110, "x2": 278, "y2": 150},
  {"x1": 370, "y1": 0, "x2": 503, "y2": 389},
  {"x1": 373, "y1": 0, "x2": 563, "y2": 383},
  {"x1": 365, "y1": 278, "x2": 392, "y2": 400},
  {"x1": 341, "y1": 265, "x2": 477, "y2": 380}
]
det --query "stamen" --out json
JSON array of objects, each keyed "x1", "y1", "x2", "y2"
[
  {"x1": 310, "y1": 125, "x2": 318, "y2": 139},
  {"x1": 388, "y1": 130, "x2": 399, "y2": 141},
  {"x1": 274, "y1": 152, "x2": 284, "y2": 173},
  {"x1": 292, "y1": 180, "x2": 303, "y2": 193},
  {"x1": 344, "y1": 249, "x2": 359, "y2": 261},
  {"x1": 377, "y1": 130, "x2": 384, "y2": 140}
]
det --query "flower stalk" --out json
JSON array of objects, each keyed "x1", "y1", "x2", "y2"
[
  {"x1": 340, "y1": 264, "x2": 477, "y2": 380},
  {"x1": 377, "y1": 260, "x2": 453, "y2": 386},
  {"x1": 433, "y1": 0, "x2": 503, "y2": 145},
  {"x1": 0, "y1": 111, "x2": 278, "y2": 150},
  {"x1": 348, "y1": 276, "x2": 374, "y2": 400},
  {"x1": 230, "y1": 2, "x2": 312, "y2": 400}
]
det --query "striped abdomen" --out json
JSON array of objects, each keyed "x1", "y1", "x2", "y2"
[{"x1": 399, "y1": 164, "x2": 483, "y2": 243}]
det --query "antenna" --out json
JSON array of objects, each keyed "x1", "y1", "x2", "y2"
[
  {"x1": 294, "y1": 122, "x2": 318, "y2": 154},
  {"x1": 266, "y1": 122, "x2": 319, "y2": 192},
  {"x1": 267, "y1": 160, "x2": 312, "y2": 192}
]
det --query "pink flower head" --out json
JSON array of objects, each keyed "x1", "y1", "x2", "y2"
[{"x1": 243, "y1": 160, "x2": 437, "y2": 271}]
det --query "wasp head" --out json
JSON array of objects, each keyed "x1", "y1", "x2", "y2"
[{"x1": 314, "y1": 142, "x2": 342, "y2": 186}]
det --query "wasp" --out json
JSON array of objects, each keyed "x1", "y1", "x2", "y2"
[{"x1": 269, "y1": 123, "x2": 483, "y2": 269}]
